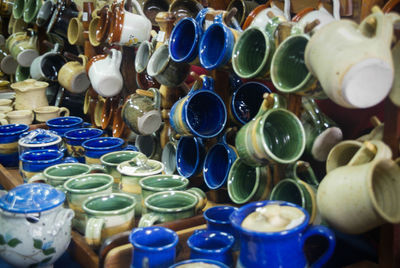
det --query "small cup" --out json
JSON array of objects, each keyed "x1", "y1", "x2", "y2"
[
  {"x1": 129, "y1": 226, "x2": 178, "y2": 268},
  {"x1": 30, "y1": 43, "x2": 67, "y2": 81},
  {"x1": 46, "y1": 116, "x2": 84, "y2": 137},
  {"x1": 6, "y1": 110, "x2": 34, "y2": 125},
  {"x1": 34, "y1": 106, "x2": 70, "y2": 123},
  {"x1": 64, "y1": 128, "x2": 104, "y2": 162},
  {"x1": 58, "y1": 55, "x2": 90, "y2": 94},
  {"x1": 64, "y1": 173, "x2": 114, "y2": 233},
  {"x1": 0, "y1": 124, "x2": 29, "y2": 167},
  {"x1": 84, "y1": 193, "x2": 137, "y2": 247},
  {"x1": 187, "y1": 230, "x2": 235, "y2": 266},
  {"x1": 67, "y1": 13, "x2": 84, "y2": 46},
  {"x1": 139, "y1": 174, "x2": 189, "y2": 201},
  {"x1": 135, "y1": 133, "x2": 162, "y2": 160},
  {"x1": 20, "y1": 149, "x2": 64, "y2": 180},
  {"x1": 176, "y1": 136, "x2": 205, "y2": 179},
  {"x1": 82, "y1": 137, "x2": 125, "y2": 165},
  {"x1": 161, "y1": 135, "x2": 178, "y2": 175}
]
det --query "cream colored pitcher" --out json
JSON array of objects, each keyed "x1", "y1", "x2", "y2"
[{"x1": 11, "y1": 79, "x2": 49, "y2": 110}]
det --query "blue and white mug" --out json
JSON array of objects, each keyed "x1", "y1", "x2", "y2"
[
  {"x1": 64, "y1": 128, "x2": 103, "y2": 162},
  {"x1": 46, "y1": 116, "x2": 84, "y2": 136},
  {"x1": 0, "y1": 124, "x2": 29, "y2": 167}
]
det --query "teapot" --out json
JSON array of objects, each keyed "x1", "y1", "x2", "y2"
[
  {"x1": 11, "y1": 79, "x2": 49, "y2": 110},
  {"x1": 0, "y1": 183, "x2": 74, "y2": 267}
]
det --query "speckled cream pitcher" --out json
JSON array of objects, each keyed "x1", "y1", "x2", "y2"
[{"x1": 11, "y1": 79, "x2": 49, "y2": 110}]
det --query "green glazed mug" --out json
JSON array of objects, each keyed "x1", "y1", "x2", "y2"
[
  {"x1": 28, "y1": 162, "x2": 106, "y2": 187},
  {"x1": 138, "y1": 190, "x2": 206, "y2": 227},
  {"x1": 15, "y1": 64, "x2": 30, "y2": 82},
  {"x1": 139, "y1": 174, "x2": 189, "y2": 200},
  {"x1": 235, "y1": 93, "x2": 306, "y2": 167},
  {"x1": 284, "y1": 160, "x2": 319, "y2": 187},
  {"x1": 64, "y1": 173, "x2": 114, "y2": 233},
  {"x1": 83, "y1": 193, "x2": 136, "y2": 248},
  {"x1": 227, "y1": 158, "x2": 273, "y2": 204},
  {"x1": 100, "y1": 150, "x2": 145, "y2": 189},
  {"x1": 8, "y1": 32, "x2": 39, "y2": 67}
]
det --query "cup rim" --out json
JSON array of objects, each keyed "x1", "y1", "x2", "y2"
[
  {"x1": 20, "y1": 149, "x2": 64, "y2": 164},
  {"x1": 129, "y1": 226, "x2": 179, "y2": 252},
  {"x1": 269, "y1": 178, "x2": 306, "y2": 208},
  {"x1": 203, "y1": 205, "x2": 238, "y2": 225},
  {"x1": 63, "y1": 173, "x2": 114, "y2": 194},
  {"x1": 170, "y1": 259, "x2": 229, "y2": 268},
  {"x1": 139, "y1": 174, "x2": 189, "y2": 192},
  {"x1": 100, "y1": 150, "x2": 144, "y2": 166},
  {"x1": 144, "y1": 190, "x2": 198, "y2": 213},
  {"x1": 0, "y1": 124, "x2": 29, "y2": 136},
  {"x1": 44, "y1": 162, "x2": 90, "y2": 179},
  {"x1": 169, "y1": 17, "x2": 201, "y2": 63},
  {"x1": 82, "y1": 192, "x2": 136, "y2": 216},
  {"x1": 147, "y1": 44, "x2": 170, "y2": 77},
  {"x1": 82, "y1": 137, "x2": 124, "y2": 151},
  {"x1": 187, "y1": 230, "x2": 235, "y2": 253},
  {"x1": 46, "y1": 116, "x2": 83, "y2": 128},
  {"x1": 176, "y1": 137, "x2": 203, "y2": 178},
  {"x1": 64, "y1": 127, "x2": 104, "y2": 141},
  {"x1": 229, "y1": 200, "x2": 310, "y2": 236}
]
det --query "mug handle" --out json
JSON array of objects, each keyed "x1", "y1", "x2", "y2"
[
  {"x1": 129, "y1": 0, "x2": 146, "y2": 17},
  {"x1": 89, "y1": 164, "x2": 107, "y2": 173},
  {"x1": 138, "y1": 213, "x2": 161, "y2": 227},
  {"x1": 79, "y1": 54, "x2": 88, "y2": 67},
  {"x1": 254, "y1": 93, "x2": 287, "y2": 118},
  {"x1": 111, "y1": 49, "x2": 122, "y2": 68},
  {"x1": 28, "y1": 172, "x2": 47, "y2": 183},
  {"x1": 359, "y1": 7, "x2": 393, "y2": 47},
  {"x1": 187, "y1": 188, "x2": 207, "y2": 213},
  {"x1": 58, "y1": 107, "x2": 70, "y2": 117},
  {"x1": 0, "y1": 118, "x2": 8, "y2": 125},
  {"x1": 301, "y1": 225, "x2": 336, "y2": 268},
  {"x1": 148, "y1": 88, "x2": 161, "y2": 110},
  {"x1": 85, "y1": 217, "x2": 105, "y2": 247}
]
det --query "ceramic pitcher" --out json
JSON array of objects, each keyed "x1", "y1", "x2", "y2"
[{"x1": 11, "y1": 79, "x2": 49, "y2": 110}]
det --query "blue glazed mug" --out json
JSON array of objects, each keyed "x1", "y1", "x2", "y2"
[
  {"x1": 203, "y1": 205, "x2": 239, "y2": 251},
  {"x1": 46, "y1": 116, "x2": 84, "y2": 136},
  {"x1": 64, "y1": 128, "x2": 104, "y2": 162},
  {"x1": 82, "y1": 137, "x2": 130, "y2": 165},
  {"x1": 129, "y1": 226, "x2": 179, "y2": 268},
  {"x1": 20, "y1": 149, "x2": 64, "y2": 180},
  {"x1": 176, "y1": 136, "x2": 205, "y2": 178},
  {"x1": 0, "y1": 124, "x2": 29, "y2": 167},
  {"x1": 199, "y1": 12, "x2": 242, "y2": 70},
  {"x1": 230, "y1": 200, "x2": 336, "y2": 268},
  {"x1": 170, "y1": 75, "x2": 227, "y2": 139},
  {"x1": 203, "y1": 131, "x2": 237, "y2": 189},
  {"x1": 169, "y1": 8, "x2": 209, "y2": 64},
  {"x1": 187, "y1": 229, "x2": 235, "y2": 266}
]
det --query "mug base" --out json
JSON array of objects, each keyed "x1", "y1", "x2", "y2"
[
  {"x1": 311, "y1": 127, "x2": 343, "y2": 162},
  {"x1": 137, "y1": 110, "x2": 162, "y2": 135},
  {"x1": 17, "y1": 49, "x2": 39, "y2": 67},
  {"x1": 1, "y1": 55, "x2": 18, "y2": 74}
]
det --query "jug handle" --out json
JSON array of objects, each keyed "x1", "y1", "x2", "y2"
[
  {"x1": 148, "y1": 88, "x2": 161, "y2": 110},
  {"x1": 188, "y1": 75, "x2": 214, "y2": 95},
  {"x1": 138, "y1": 213, "x2": 161, "y2": 227},
  {"x1": 359, "y1": 6, "x2": 393, "y2": 46},
  {"x1": 85, "y1": 217, "x2": 105, "y2": 247},
  {"x1": 110, "y1": 49, "x2": 122, "y2": 68},
  {"x1": 332, "y1": 0, "x2": 341, "y2": 20},
  {"x1": 128, "y1": 0, "x2": 145, "y2": 17},
  {"x1": 78, "y1": 54, "x2": 88, "y2": 67},
  {"x1": 301, "y1": 225, "x2": 336, "y2": 268}
]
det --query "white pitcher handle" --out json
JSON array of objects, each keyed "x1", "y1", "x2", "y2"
[
  {"x1": 332, "y1": 0, "x2": 341, "y2": 20},
  {"x1": 130, "y1": 0, "x2": 145, "y2": 17}
]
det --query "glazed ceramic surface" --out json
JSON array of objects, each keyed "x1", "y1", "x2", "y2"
[
  {"x1": 170, "y1": 259, "x2": 229, "y2": 268},
  {"x1": 46, "y1": 116, "x2": 84, "y2": 137},
  {"x1": 6, "y1": 110, "x2": 34, "y2": 125},
  {"x1": 58, "y1": 55, "x2": 90, "y2": 94},
  {"x1": 30, "y1": 43, "x2": 66, "y2": 82},
  {"x1": 0, "y1": 184, "x2": 74, "y2": 267},
  {"x1": 0, "y1": 124, "x2": 29, "y2": 167},
  {"x1": 82, "y1": 137, "x2": 125, "y2": 165},
  {"x1": 65, "y1": 128, "x2": 103, "y2": 162},
  {"x1": 175, "y1": 136, "x2": 205, "y2": 178},
  {"x1": 20, "y1": 149, "x2": 64, "y2": 180},
  {"x1": 18, "y1": 129, "x2": 63, "y2": 156},
  {"x1": 139, "y1": 174, "x2": 189, "y2": 200}
]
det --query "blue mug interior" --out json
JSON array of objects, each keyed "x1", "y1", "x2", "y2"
[
  {"x1": 199, "y1": 24, "x2": 226, "y2": 69},
  {"x1": 0, "y1": 124, "x2": 29, "y2": 137},
  {"x1": 204, "y1": 144, "x2": 230, "y2": 189},
  {"x1": 204, "y1": 206, "x2": 237, "y2": 225},
  {"x1": 20, "y1": 149, "x2": 63, "y2": 163},
  {"x1": 130, "y1": 226, "x2": 178, "y2": 250},
  {"x1": 232, "y1": 82, "x2": 271, "y2": 124},
  {"x1": 170, "y1": 18, "x2": 200, "y2": 63},
  {"x1": 188, "y1": 230, "x2": 234, "y2": 252},
  {"x1": 65, "y1": 128, "x2": 103, "y2": 141},
  {"x1": 186, "y1": 92, "x2": 226, "y2": 138},
  {"x1": 176, "y1": 137, "x2": 204, "y2": 178},
  {"x1": 82, "y1": 137, "x2": 124, "y2": 150},
  {"x1": 46, "y1": 116, "x2": 83, "y2": 127}
]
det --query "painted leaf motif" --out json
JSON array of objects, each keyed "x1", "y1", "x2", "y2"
[
  {"x1": 33, "y1": 239, "x2": 43, "y2": 249},
  {"x1": 42, "y1": 247, "x2": 55, "y2": 256},
  {"x1": 7, "y1": 238, "x2": 22, "y2": 247},
  {"x1": 41, "y1": 257, "x2": 52, "y2": 263},
  {"x1": 0, "y1": 234, "x2": 5, "y2": 245}
]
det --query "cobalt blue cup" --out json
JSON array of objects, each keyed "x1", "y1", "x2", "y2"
[
  {"x1": 203, "y1": 205, "x2": 239, "y2": 251},
  {"x1": 176, "y1": 136, "x2": 205, "y2": 178},
  {"x1": 230, "y1": 200, "x2": 336, "y2": 268},
  {"x1": 199, "y1": 13, "x2": 241, "y2": 70},
  {"x1": 130, "y1": 226, "x2": 179, "y2": 268},
  {"x1": 170, "y1": 76, "x2": 227, "y2": 139},
  {"x1": 169, "y1": 259, "x2": 229, "y2": 268},
  {"x1": 203, "y1": 133, "x2": 237, "y2": 189},
  {"x1": 46, "y1": 116, "x2": 84, "y2": 136},
  {"x1": 0, "y1": 124, "x2": 29, "y2": 167},
  {"x1": 20, "y1": 149, "x2": 64, "y2": 180},
  {"x1": 187, "y1": 229, "x2": 235, "y2": 267},
  {"x1": 82, "y1": 137, "x2": 125, "y2": 165},
  {"x1": 230, "y1": 81, "x2": 271, "y2": 125},
  {"x1": 169, "y1": 8, "x2": 208, "y2": 64},
  {"x1": 64, "y1": 128, "x2": 104, "y2": 162}
]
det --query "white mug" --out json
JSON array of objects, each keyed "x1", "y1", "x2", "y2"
[
  {"x1": 7, "y1": 110, "x2": 34, "y2": 125},
  {"x1": 33, "y1": 106, "x2": 70, "y2": 123},
  {"x1": 87, "y1": 49, "x2": 123, "y2": 97},
  {"x1": 0, "y1": 99, "x2": 13, "y2": 107}
]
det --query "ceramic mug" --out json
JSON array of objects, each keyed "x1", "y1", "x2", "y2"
[
  {"x1": 230, "y1": 200, "x2": 336, "y2": 267},
  {"x1": 304, "y1": 8, "x2": 396, "y2": 108},
  {"x1": 117, "y1": 157, "x2": 165, "y2": 215},
  {"x1": 67, "y1": 13, "x2": 84, "y2": 46},
  {"x1": 23, "y1": 0, "x2": 42, "y2": 23},
  {"x1": 64, "y1": 173, "x2": 114, "y2": 233},
  {"x1": 0, "y1": 124, "x2": 29, "y2": 167},
  {"x1": 170, "y1": 76, "x2": 227, "y2": 139},
  {"x1": 317, "y1": 142, "x2": 400, "y2": 234},
  {"x1": 139, "y1": 174, "x2": 189, "y2": 201},
  {"x1": 176, "y1": 136, "x2": 205, "y2": 179},
  {"x1": 36, "y1": 0, "x2": 54, "y2": 26},
  {"x1": 15, "y1": 64, "x2": 30, "y2": 81},
  {"x1": 87, "y1": 49, "x2": 123, "y2": 97},
  {"x1": 187, "y1": 230, "x2": 235, "y2": 266},
  {"x1": 143, "y1": 0, "x2": 170, "y2": 26},
  {"x1": 20, "y1": 149, "x2": 64, "y2": 180},
  {"x1": 129, "y1": 226, "x2": 178, "y2": 268},
  {"x1": 227, "y1": 0, "x2": 259, "y2": 26},
  {"x1": 6, "y1": 110, "x2": 33, "y2": 125},
  {"x1": 301, "y1": 98, "x2": 343, "y2": 162},
  {"x1": 122, "y1": 88, "x2": 162, "y2": 136},
  {"x1": 82, "y1": 137, "x2": 127, "y2": 165},
  {"x1": 285, "y1": 160, "x2": 319, "y2": 187},
  {"x1": 84, "y1": 193, "x2": 136, "y2": 247},
  {"x1": 135, "y1": 133, "x2": 162, "y2": 160},
  {"x1": 28, "y1": 162, "x2": 105, "y2": 187},
  {"x1": 138, "y1": 190, "x2": 206, "y2": 227},
  {"x1": 147, "y1": 44, "x2": 191, "y2": 87},
  {"x1": 34, "y1": 106, "x2": 70, "y2": 123},
  {"x1": 161, "y1": 135, "x2": 178, "y2": 175},
  {"x1": 18, "y1": 128, "x2": 63, "y2": 156},
  {"x1": 242, "y1": 0, "x2": 290, "y2": 30},
  {"x1": 8, "y1": 32, "x2": 39, "y2": 67},
  {"x1": 100, "y1": 150, "x2": 144, "y2": 188},
  {"x1": 199, "y1": 13, "x2": 242, "y2": 70},
  {"x1": 30, "y1": 43, "x2": 67, "y2": 81},
  {"x1": 64, "y1": 128, "x2": 104, "y2": 162},
  {"x1": 235, "y1": 93, "x2": 305, "y2": 167},
  {"x1": 88, "y1": 8, "x2": 101, "y2": 47},
  {"x1": 227, "y1": 158, "x2": 272, "y2": 204},
  {"x1": 0, "y1": 52, "x2": 18, "y2": 75},
  {"x1": 58, "y1": 55, "x2": 90, "y2": 94},
  {"x1": 46, "y1": 116, "x2": 84, "y2": 137},
  {"x1": 168, "y1": 0, "x2": 203, "y2": 23},
  {"x1": 135, "y1": 39, "x2": 155, "y2": 74}
]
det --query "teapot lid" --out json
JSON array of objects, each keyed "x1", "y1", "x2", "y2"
[
  {"x1": 19, "y1": 129, "x2": 61, "y2": 147},
  {"x1": 117, "y1": 157, "x2": 164, "y2": 177},
  {"x1": 0, "y1": 183, "x2": 65, "y2": 213}
]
